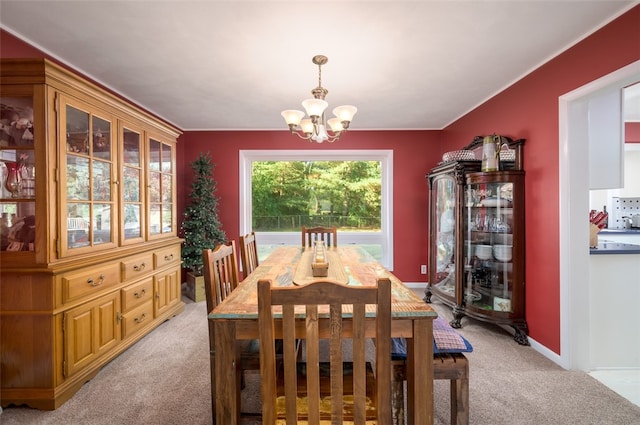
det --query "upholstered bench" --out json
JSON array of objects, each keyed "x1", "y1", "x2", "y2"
[{"x1": 390, "y1": 316, "x2": 472, "y2": 425}]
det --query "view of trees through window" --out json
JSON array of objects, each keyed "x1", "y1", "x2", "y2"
[{"x1": 251, "y1": 160, "x2": 382, "y2": 232}]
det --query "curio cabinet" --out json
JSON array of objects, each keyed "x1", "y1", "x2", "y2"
[{"x1": 425, "y1": 137, "x2": 528, "y2": 345}]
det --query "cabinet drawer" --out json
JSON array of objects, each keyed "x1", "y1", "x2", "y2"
[
  {"x1": 121, "y1": 277, "x2": 154, "y2": 313},
  {"x1": 62, "y1": 263, "x2": 121, "y2": 304},
  {"x1": 121, "y1": 300, "x2": 154, "y2": 339},
  {"x1": 154, "y1": 246, "x2": 181, "y2": 269},
  {"x1": 121, "y1": 254, "x2": 154, "y2": 281}
]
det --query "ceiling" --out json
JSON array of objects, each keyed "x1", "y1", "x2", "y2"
[{"x1": 0, "y1": 1, "x2": 637, "y2": 131}]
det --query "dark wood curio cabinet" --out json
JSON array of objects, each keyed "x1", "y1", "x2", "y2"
[{"x1": 425, "y1": 137, "x2": 529, "y2": 345}]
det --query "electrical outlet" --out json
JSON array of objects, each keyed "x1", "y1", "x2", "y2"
[{"x1": 420, "y1": 265, "x2": 427, "y2": 274}]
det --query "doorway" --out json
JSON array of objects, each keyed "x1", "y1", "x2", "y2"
[{"x1": 559, "y1": 60, "x2": 640, "y2": 404}]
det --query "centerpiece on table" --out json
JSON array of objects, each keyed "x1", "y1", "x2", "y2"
[{"x1": 311, "y1": 240, "x2": 329, "y2": 277}]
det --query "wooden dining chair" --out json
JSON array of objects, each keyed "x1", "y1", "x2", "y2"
[
  {"x1": 301, "y1": 226, "x2": 338, "y2": 248},
  {"x1": 239, "y1": 231, "x2": 259, "y2": 277},
  {"x1": 257, "y1": 277, "x2": 393, "y2": 424},
  {"x1": 202, "y1": 241, "x2": 260, "y2": 417}
]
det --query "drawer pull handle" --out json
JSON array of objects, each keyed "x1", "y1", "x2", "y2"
[
  {"x1": 134, "y1": 313, "x2": 147, "y2": 324},
  {"x1": 133, "y1": 262, "x2": 146, "y2": 272},
  {"x1": 164, "y1": 254, "x2": 174, "y2": 261},
  {"x1": 87, "y1": 274, "x2": 105, "y2": 287},
  {"x1": 134, "y1": 288, "x2": 146, "y2": 298}
]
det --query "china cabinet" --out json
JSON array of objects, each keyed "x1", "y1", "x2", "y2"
[
  {"x1": 0, "y1": 58, "x2": 184, "y2": 409},
  {"x1": 425, "y1": 137, "x2": 528, "y2": 345}
]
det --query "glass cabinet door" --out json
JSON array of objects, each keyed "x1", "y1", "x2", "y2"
[
  {"x1": 463, "y1": 176, "x2": 519, "y2": 313},
  {"x1": 60, "y1": 96, "x2": 117, "y2": 256},
  {"x1": 0, "y1": 95, "x2": 36, "y2": 253},
  {"x1": 148, "y1": 137, "x2": 175, "y2": 238},
  {"x1": 121, "y1": 124, "x2": 144, "y2": 244},
  {"x1": 430, "y1": 175, "x2": 457, "y2": 300}
]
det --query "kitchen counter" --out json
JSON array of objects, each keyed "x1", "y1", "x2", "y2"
[
  {"x1": 593, "y1": 228, "x2": 640, "y2": 253},
  {"x1": 590, "y1": 241, "x2": 640, "y2": 254},
  {"x1": 599, "y1": 228, "x2": 640, "y2": 234}
]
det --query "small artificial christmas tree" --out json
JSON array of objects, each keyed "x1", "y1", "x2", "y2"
[{"x1": 180, "y1": 152, "x2": 226, "y2": 275}]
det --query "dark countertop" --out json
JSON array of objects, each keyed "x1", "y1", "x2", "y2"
[
  {"x1": 599, "y1": 228, "x2": 640, "y2": 234},
  {"x1": 590, "y1": 242, "x2": 640, "y2": 255}
]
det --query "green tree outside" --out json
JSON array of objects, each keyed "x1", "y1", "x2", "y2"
[{"x1": 252, "y1": 160, "x2": 382, "y2": 231}]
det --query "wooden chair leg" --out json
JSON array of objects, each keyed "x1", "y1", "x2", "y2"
[
  {"x1": 454, "y1": 370, "x2": 469, "y2": 425},
  {"x1": 392, "y1": 361, "x2": 406, "y2": 425},
  {"x1": 210, "y1": 353, "x2": 216, "y2": 418},
  {"x1": 391, "y1": 354, "x2": 469, "y2": 425}
]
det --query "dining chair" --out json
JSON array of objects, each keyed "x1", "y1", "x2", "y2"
[
  {"x1": 202, "y1": 241, "x2": 260, "y2": 417},
  {"x1": 239, "y1": 231, "x2": 259, "y2": 277},
  {"x1": 257, "y1": 277, "x2": 393, "y2": 424},
  {"x1": 301, "y1": 226, "x2": 338, "y2": 248}
]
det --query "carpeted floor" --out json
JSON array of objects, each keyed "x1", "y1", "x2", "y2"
[{"x1": 1, "y1": 295, "x2": 639, "y2": 424}]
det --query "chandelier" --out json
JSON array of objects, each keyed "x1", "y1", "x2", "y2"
[{"x1": 281, "y1": 55, "x2": 357, "y2": 143}]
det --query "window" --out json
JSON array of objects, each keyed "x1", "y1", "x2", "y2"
[{"x1": 239, "y1": 150, "x2": 394, "y2": 270}]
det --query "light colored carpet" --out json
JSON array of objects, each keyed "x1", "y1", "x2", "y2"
[{"x1": 2, "y1": 295, "x2": 639, "y2": 425}]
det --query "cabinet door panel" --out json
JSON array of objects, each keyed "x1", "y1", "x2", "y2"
[
  {"x1": 64, "y1": 292, "x2": 120, "y2": 377},
  {"x1": 154, "y1": 267, "x2": 180, "y2": 317}
]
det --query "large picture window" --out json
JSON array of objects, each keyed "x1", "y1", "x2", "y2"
[{"x1": 239, "y1": 150, "x2": 394, "y2": 270}]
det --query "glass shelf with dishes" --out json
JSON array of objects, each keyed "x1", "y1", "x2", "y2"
[
  {"x1": 463, "y1": 182, "x2": 516, "y2": 314},
  {"x1": 461, "y1": 171, "x2": 528, "y2": 345},
  {"x1": 1, "y1": 95, "x2": 36, "y2": 253}
]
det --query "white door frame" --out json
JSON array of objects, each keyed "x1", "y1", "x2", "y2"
[{"x1": 558, "y1": 60, "x2": 640, "y2": 370}]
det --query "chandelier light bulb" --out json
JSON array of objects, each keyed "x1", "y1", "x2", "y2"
[
  {"x1": 333, "y1": 105, "x2": 358, "y2": 124},
  {"x1": 301, "y1": 98, "x2": 328, "y2": 119},
  {"x1": 327, "y1": 117, "x2": 343, "y2": 132},
  {"x1": 281, "y1": 110, "x2": 305, "y2": 126},
  {"x1": 300, "y1": 119, "x2": 314, "y2": 135}
]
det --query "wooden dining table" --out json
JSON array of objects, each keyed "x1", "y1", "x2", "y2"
[{"x1": 208, "y1": 245, "x2": 437, "y2": 425}]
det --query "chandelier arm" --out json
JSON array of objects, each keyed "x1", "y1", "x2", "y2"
[
  {"x1": 325, "y1": 129, "x2": 342, "y2": 143},
  {"x1": 289, "y1": 129, "x2": 313, "y2": 140}
]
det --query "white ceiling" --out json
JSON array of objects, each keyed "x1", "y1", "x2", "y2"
[{"x1": 0, "y1": 1, "x2": 637, "y2": 131}]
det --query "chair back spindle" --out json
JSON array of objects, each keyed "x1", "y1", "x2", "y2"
[
  {"x1": 302, "y1": 226, "x2": 338, "y2": 248},
  {"x1": 239, "y1": 231, "x2": 260, "y2": 277}
]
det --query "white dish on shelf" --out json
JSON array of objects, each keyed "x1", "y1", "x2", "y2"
[
  {"x1": 480, "y1": 197, "x2": 511, "y2": 207},
  {"x1": 475, "y1": 244, "x2": 493, "y2": 260},
  {"x1": 493, "y1": 244, "x2": 512, "y2": 262}
]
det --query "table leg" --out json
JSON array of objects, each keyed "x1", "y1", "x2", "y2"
[
  {"x1": 406, "y1": 318, "x2": 434, "y2": 425},
  {"x1": 214, "y1": 320, "x2": 240, "y2": 424}
]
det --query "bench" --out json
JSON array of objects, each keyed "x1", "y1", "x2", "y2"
[{"x1": 390, "y1": 316, "x2": 472, "y2": 425}]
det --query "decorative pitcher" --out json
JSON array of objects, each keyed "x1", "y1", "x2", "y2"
[{"x1": 481, "y1": 134, "x2": 501, "y2": 172}]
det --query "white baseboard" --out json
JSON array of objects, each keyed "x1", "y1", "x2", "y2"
[
  {"x1": 403, "y1": 281, "x2": 567, "y2": 370},
  {"x1": 404, "y1": 282, "x2": 427, "y2": 290}
]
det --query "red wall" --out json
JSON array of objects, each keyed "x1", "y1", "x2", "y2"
[
  {"x1": 626, "y1": 122, "x2": 640, "y2": 142},
  {"x1": 3, "y1": 5, "x2": 639, "y2": 355},
  {"x1": 440, "y1": 5, "x2": 640, "y2": 353},
  {"x1": 178, "y1": 131, "x2": 442, "y2": 283}
]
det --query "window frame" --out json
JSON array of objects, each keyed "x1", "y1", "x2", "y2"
[{"x1": 239, "y1": 149, "x2": 394, "y2": 270}]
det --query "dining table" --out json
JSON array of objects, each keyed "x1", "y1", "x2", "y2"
[{"x1": 208, "y1": 245, "x2": 437, "y2": 425}]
